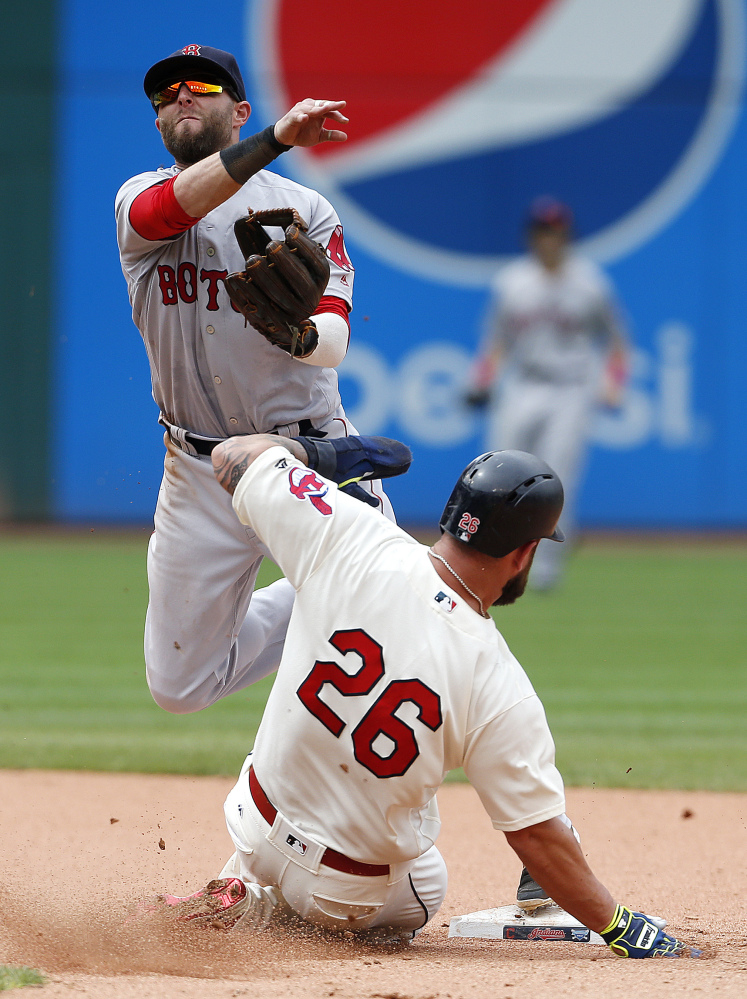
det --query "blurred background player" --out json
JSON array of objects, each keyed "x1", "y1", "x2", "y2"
[{"x1": 465, "y1": 197, "x2": 630, "y2": 590}]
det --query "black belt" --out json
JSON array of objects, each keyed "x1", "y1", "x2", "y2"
[
  {"x1": 175, "y1": 419, "x2": 322, "y2": 456},
  {"x1": 248, "y1": 767, "x2": 389, "y2": 878},
  {"x1": 180, "y1": 434, "x2": 221, "y2": 456}
]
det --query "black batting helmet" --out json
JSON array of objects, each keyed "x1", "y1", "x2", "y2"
[{"x1": 439, "y1": 450, "x2": 565, "y2": 558}]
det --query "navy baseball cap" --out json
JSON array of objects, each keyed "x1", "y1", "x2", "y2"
[
  {"x1": 527, "y1": 197, "x2": 573, "y2": 230},
  {"x1": 144, "y1": 44, "x2": 247, "y2": 106}
]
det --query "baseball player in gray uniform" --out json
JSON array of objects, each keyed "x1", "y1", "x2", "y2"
[
  {"x1": 150, "y1": 438, "x2": 700, "y2": 959},
  {"x1": 466, "y1": 198, "x2": 629, "y2": 590},
  {"x1": 116, "y1": 45, "x2": 392, "y2": 715}
]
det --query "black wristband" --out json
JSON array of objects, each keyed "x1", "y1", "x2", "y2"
[
  {"x1": 292, "y1": 437, "x2": 338, "y2": 480},
  {"x1": 220, "y1": 125, "x2": 292, "y2": 185}
]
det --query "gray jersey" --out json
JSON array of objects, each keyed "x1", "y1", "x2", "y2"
[
  {"x1": 116, "y1": 167, "x2": 355, "y2": 438},
  {"x1": 490, "y1": 253, "x2": 624, "y2": 386}
]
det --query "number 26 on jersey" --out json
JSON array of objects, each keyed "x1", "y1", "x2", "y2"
[{"x1": 297, "y1": 629, "x2": 442, "y2": 778}]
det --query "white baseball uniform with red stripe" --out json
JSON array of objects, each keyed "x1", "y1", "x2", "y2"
[
  {"x1": 218, "y1": 446, "x2": 566, "y2": 934},
  {"x1": 116, "y1": 166, "x2": 392, "y2": 714}
]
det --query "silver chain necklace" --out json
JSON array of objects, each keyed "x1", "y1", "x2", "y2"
[{"x1": 428, "y1": 550, "x2": 487, "y2": 618}]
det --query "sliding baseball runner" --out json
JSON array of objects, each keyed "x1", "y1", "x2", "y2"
[{"x1": 151, "y1": 437, "x2": 701, "y2": 960}]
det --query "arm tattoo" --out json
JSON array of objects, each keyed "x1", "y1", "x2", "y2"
[
  {"x1": 226, "y1": 458, "x2": 250, "y2": 494},
  {"x1": 213, "y1": 445, "x2": 251, "y2": 495},
  {"x1": 213, "y1": 435, "x2": 309, "y2": 494}
]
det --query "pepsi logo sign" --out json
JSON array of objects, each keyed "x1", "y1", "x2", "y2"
[{"x1": 250, "y1": 0, "x2": 743, "y2": 284}]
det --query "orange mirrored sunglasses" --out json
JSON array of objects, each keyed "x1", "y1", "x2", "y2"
[{"x1": 152, "y1": 80, "x2": 227, "y2": 107}]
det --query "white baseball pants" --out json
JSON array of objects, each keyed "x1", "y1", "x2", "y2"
[
  {"x1": 487, "y1": 374, "x2": 600, "y2": 587},
  {"x1": 145, "y1": 418, "x2": 393, "y2": 714},
  {"x1": 218, "y1": 756, "x2": 448, "y2": 938}
]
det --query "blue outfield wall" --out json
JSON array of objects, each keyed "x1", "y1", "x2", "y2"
[{"x1": 55, "y1": 1, "x2": 747, "y2": 527}]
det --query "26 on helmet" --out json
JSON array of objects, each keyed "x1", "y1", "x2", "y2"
[{"x1": 439, "y1": 450, "x2": 565, "y2": 558}]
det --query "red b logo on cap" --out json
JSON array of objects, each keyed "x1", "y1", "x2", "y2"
[{"x1": 181, "y1": 44, "x2": 202, "y2": 56}]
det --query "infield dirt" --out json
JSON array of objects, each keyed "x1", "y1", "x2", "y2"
[{"x1": 1, "y1": 770, "x2": 745, "y2": 998}]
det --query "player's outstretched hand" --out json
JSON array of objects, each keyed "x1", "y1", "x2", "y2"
[
  {"x1": 274, "y1": 99, "x2": 349, "y2": 148},
  {"x1": 600, "y1": 904, "x2": 702, "y2": 958}
]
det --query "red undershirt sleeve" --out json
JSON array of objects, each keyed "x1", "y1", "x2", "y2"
[
  {"x1": 129, "y1": 176, "x2": 202, "y2": 241},
  {"x1": 314, "y1": 295, "x2": 350, "y2": 330}
]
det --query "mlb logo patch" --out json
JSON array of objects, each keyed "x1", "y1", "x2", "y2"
[
  {"x1": 434, "y1": 591, "x2": 456, "y2": 612},
  {"x1": 286, "y1": 833, "x2": 308, "y2": 856}
]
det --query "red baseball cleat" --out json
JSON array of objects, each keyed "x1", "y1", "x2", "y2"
[{"x1": 158, "y1": 877, "x2": 250, "y2": 929}]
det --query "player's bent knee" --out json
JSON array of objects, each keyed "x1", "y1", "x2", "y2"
[
  {"x1": 408, "y1": 848, "x2": 448, "y2": 927},
  {"x1": 146, "y1": 674, "x2": 221, "y2": 714},
  {"x1": 147, "y1": 685, "x2": 206, "y2": 714}
]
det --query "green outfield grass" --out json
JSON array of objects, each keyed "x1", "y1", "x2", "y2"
[
  {"x1": 0, "y1": 966, "x2": 46, "y2": 991},
  {"x1": 0, "y1": 531, "x2": 745, "y2": 790},
  {"x1": 495, "y1": 537, "x2": 747, "y2": 791}
]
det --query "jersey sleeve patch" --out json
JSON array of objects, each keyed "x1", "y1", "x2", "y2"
[
  {"x1": 288, "y1": 467, "x2": 333, "y2": 516},
  {"x1": 325, "y1": 225, "x2": 354, "y2": 272}
]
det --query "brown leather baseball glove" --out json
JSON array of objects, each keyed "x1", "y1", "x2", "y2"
[{"x1": 224, "y1": 208, "x2": 330, "y2": 358}]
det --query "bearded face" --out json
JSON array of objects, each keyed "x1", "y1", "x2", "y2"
[
  {"x1": 158, "y1": 99, "x2": 235, "y2": 166},
  {"x1": 493, "y1": 546, "x2": 537, "y2": 606}
]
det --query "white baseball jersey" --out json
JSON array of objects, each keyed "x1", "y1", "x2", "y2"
[
  {"x1": 231, "y1": 447, "x2": 566, "y2": 867},
  {"x1": 489, "y1": 253, "x2": 624, "y2": 385},
  {"x1": 115, "y1": 168, "x2": 354, "y2": 438}
]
